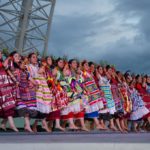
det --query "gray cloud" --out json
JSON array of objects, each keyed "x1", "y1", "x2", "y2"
[
  {"x1": 104, "y1": 0, "x2": 150, "y2": 73},
  {"x1": 48, "y1": 0, "x2": 150, "y2": 74},
  {"x1": 115, "y1": 0, "x2": 150, "y2": 40},
  {"x1": 49, "y1": 13, "x2": 111, "y2": 58}
]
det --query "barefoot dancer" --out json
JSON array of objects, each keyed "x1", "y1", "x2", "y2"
[{"x1": 0, "y1": 51, "x2": 18, "y2": 132}]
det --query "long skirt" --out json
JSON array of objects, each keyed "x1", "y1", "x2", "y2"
[
  {"x1": 16, "y1": 70, "x2": 38, "y2": 118},
  {"x1": 47, "y1": 87, "x2": 68, "y2": 120},
  {"x1": 61, "y1": 92, "x2": 83, "y2": 120},
  {"x1": 84, "y1": 79, "x2": 104, "y2": 119},
  {"x1": 100, "y1": 85, "x2": 116, "y2": 115},
  {"x1": 130, "y1": 92, "x2": 149, "y2": 120},
  {"x1": 111, "y1": 84, "x2": 124, "y2": 113},
  {"x1": 35, "y1": 76, "x2": 53, "y2": 119},
  {"x1": 0, "y1": 69, "x2": 16, "y2": 118}
]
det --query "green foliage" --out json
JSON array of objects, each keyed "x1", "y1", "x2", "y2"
[
  {"x1": 99, "y1": 60, "x2": 109, "y2": 67},
  {"x1": 34, "y1": 49, "x2": 40, "y2": 56},
  {"x1": 2, "y1": 48, "x2": 9, "y2": 57},
  {"x1": 62, "y1": 55, "x2": 68, "y2": 61},
  {"x1": 50, "y1": 54, "x2": 57, "y2": 61}
]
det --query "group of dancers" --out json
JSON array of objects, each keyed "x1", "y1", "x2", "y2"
[{"x1": 0, "y1": 50, "x2": 150, "y2": 133}]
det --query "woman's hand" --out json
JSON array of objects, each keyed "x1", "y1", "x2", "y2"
[
  {"x1": 52, "y1": 68, "x2": 57, "y2": 76},
  {"x1": 3, "y1": 57, "x2": 11, "y2": 68}
]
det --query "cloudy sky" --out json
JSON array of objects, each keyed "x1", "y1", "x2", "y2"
[{"x1": 48, "y1": 0, "x2": 150, "y2": 74}]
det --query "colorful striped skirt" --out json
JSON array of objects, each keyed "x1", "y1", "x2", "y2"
[{"x1": 0, "y1": 69, "x2": 16, "y2": 118}]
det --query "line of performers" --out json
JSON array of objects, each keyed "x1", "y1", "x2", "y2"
[{"x1": 0, "y1": 51, "x2": 150, "y2": 133}]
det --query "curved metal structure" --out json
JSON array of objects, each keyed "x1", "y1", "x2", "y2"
[{"x1": 0, "y1": 0, "x2": 56, "y2": 56}]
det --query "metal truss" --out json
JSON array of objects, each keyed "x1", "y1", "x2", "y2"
[{"x1": 0, "y1": 0, "x2": 56, "y2": 56}]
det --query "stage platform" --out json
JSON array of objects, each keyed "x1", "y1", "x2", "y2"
[{"x1": 0, "y1": 130, "x2": 150, "y2": 143}]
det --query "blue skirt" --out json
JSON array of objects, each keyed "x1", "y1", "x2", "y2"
[{"x1": 85, "y1": 111, "x2": 99, "y2": 118}]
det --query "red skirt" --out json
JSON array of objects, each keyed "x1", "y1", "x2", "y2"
[
  {"x1": 47, "y1": 110, "x2": 61, "y2": 120},
  {"x1": 143, "y1": 95, "x2": 150, "y2": 110},
  {"x1": 143, "y1": 112, "x2": 150, "y2": 119},
  {"x1": 0, "y1": 109, "x2": 16, "y2": 118},
  {"x1": 0, "y1": 70, "x2": 16, "y2": 118},
  {"x1": 74, "y1": 111, "x2": 85, "y2": 119},
  {"x1": 61, "y1": 112, "x2": 74, "y2": 120}
]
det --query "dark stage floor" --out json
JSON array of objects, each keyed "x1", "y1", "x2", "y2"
[{"x1": 0, "y1": 130, "x2": 150, "y2": 143}]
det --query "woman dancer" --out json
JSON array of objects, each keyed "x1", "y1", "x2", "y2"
[{"x1": 0, "y1": 51, "x2": 18, "y2": 132}]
